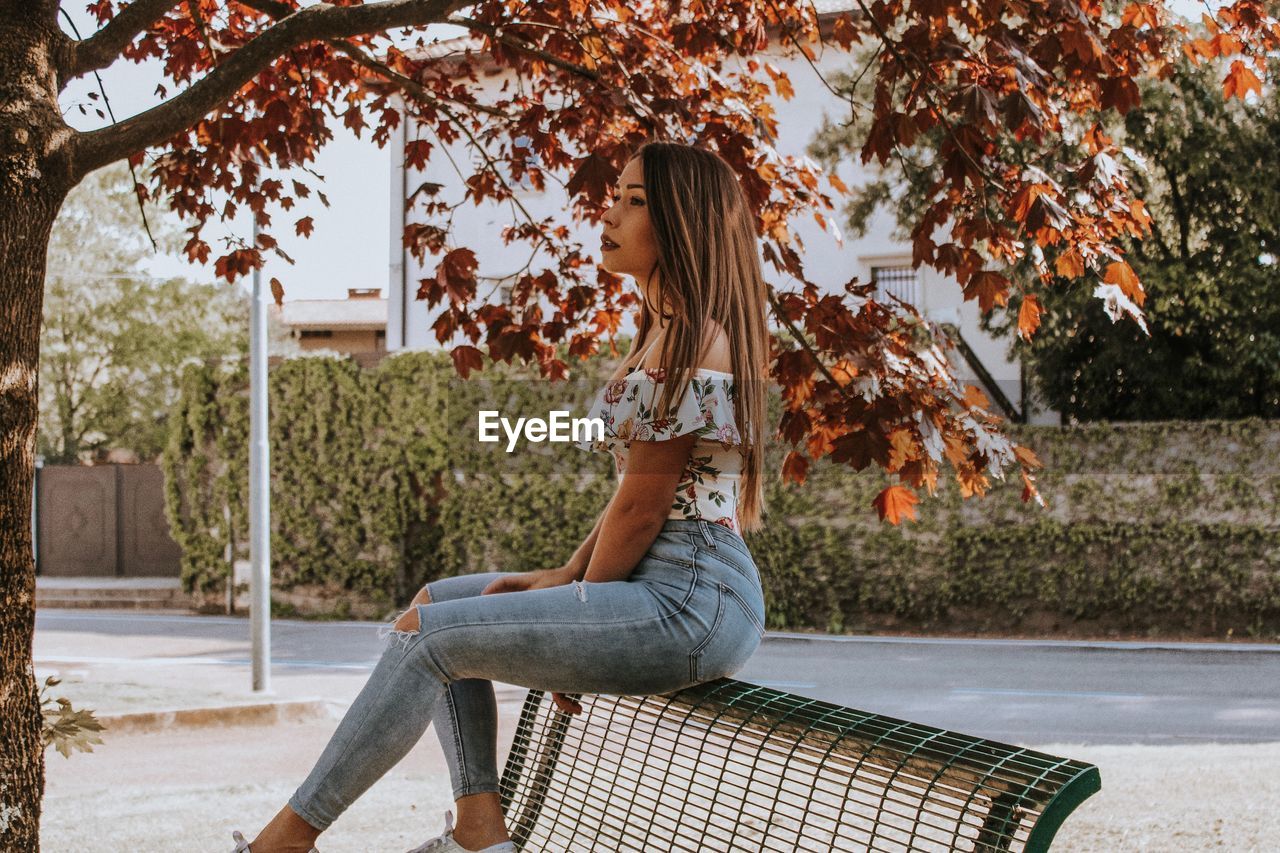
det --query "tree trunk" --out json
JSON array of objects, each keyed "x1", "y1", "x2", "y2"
[
  {"x1": 0, "y1": 199, "x2": 59, "y2": 853},
  {"x1": 1, "y1": 4, "x2": 77, "y2": 849}
]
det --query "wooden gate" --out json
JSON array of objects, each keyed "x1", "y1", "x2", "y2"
[{"x1": 36, "y1": 463, "x2": 181, "y2": 578}]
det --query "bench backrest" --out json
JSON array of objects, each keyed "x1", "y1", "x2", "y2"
[{"x1": 498, "y1": 678, "x2": 1100, "y2": 852}]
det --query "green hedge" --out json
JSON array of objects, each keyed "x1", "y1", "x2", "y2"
[
  {"x1": 162, "y1": 349, "x2": 1280, "y2": 638},
  {"x1": 164, "y1": 354, "x2": 455, "y2": 615}
]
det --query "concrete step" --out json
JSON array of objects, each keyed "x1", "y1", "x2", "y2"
[
  {"x1": 37, "y1": 596, "x2": 195, "y2": 610},
  {"x1": 35, "y1": 577, "x2": 194, "y2": 611}
]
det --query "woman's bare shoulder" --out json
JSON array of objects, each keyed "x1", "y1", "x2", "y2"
[
  {"x1": 636, "y1": 321, "x2": 732, "y2": 374},
  {"x1": 697, "y1": 322, "x2": 732, "y2": 373}
]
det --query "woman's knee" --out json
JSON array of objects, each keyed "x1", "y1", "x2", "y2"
[{"x1": 392, "y1": 587, "x2": 432, "y2": 633}]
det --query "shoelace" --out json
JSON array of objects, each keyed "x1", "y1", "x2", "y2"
[
  {"x1": 411, "y1": 810, "x2": 457, "y2": 852},
  {"x1": 230, "y1": 829, "x2": 319, "y2": 853}
]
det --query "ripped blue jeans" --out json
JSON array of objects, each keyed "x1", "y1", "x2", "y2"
[{"x1": 287, "y1": 518, "x2": 766, "y2": 832}]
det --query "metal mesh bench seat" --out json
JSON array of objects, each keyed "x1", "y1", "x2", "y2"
[{"x1": 497, "y1": 678, "x2": 1100, "y2": 852}]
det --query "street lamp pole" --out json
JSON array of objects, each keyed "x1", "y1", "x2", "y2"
[{"x1": 250, "y1": 218, "x2": 272, "y2": 693}]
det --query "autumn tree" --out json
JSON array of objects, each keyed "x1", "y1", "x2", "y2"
[{"x1": 1, "y1": 1, "x2": 1276, "y2": 848}]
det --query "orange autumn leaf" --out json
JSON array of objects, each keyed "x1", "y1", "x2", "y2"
[
  {"x1": 956, "y1": 466, "x2": 990, "y2": 498},
  {"x1": 1223, "y1": 60, "x2": 1263, "y2": 100},
  {"x1": 1013, "y1": 444, "x2": 1044, "y2": 469},
  {"x1": 829, "y1": 357, "x2": 857, "y2": 386},
  {"x1": 1018, "y1": 293, "x2": 1043, "y2": 340},
  {"x1": 887, "y1": 427, "x2": 916, "y2": 472},
  {"x1": 1121, "y1": 2, "x2": 1161, "y2": 29},
  {"x1": 873, "y1": 485, "x2": 919, "y2": 525},
  {"x1": 963, "y1": 384, "x2": 991, "y2": 411},
  {"x1": 1055, "y1": 246, "x2": 1085, "y2": 278},
  {"x1": 1104, "y1": 260, "x2": 1145, "y2": 306}
]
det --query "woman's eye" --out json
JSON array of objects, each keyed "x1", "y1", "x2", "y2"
[{"x1": 631, "y1": 198, "x2": 645, "y2": 206}]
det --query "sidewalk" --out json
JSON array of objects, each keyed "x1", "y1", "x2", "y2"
[
  {"x1": 37, "y1": 652, "x2": 527, "y2": 852},
  {"x1": 35, "y1": 610, "x2": 1280, "y2": 852}
]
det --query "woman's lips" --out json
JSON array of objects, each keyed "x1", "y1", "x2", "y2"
[{"x1": 601, "y1": 237, "x2": 619, "y2": 251}]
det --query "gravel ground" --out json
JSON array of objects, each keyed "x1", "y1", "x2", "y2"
[
  {"x1": 39, "y1": 713, "x2": 1280, "y2": 852},
  {"x1": 34, "y1": 623, "x2": 1280, "y2": 852},
  {"x1": 1030, "y1": 740, "x2": 1280, "y2": 852}
]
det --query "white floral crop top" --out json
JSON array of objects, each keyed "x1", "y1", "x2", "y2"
[{"x1": 575, "y1": 366, "x2": 745, "y2": 533}]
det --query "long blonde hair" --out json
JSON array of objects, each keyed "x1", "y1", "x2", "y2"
[{"x1": 611, "y1": 141, "x2": 770, "y2": 533}]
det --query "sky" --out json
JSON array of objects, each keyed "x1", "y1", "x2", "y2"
[{"x1": 59, "y1": 1, "x2": 1216, "y2": 303}]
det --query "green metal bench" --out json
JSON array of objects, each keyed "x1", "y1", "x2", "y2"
[{"x1": 497, "y1": 678, "x2": 1100, "y2": 852}]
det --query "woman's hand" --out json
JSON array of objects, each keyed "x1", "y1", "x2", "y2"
[
  {"x1": 480, "y1": 566, "x2": 584, "y2": 716},
  {"x1": 479, "y1": 565, "x2": 577, "y2": 595}
]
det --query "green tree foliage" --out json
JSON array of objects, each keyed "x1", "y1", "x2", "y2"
[
  {"x1": 810, "y1": 51, "x2": 1279, "y2": 422},
  {"x1": 40, "y1": 163, "x2": 248, "y2": 463},
  {"x1": 999, "y1": 59, "x2": 1280, "y2": 421}
]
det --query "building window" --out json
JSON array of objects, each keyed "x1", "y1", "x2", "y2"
[
  {"x1": 511, "y1": 135, "x2": 544, "y2": 192},
  {"x1": 300, "y1": 330, "x2": 334, "y2": 339},
  {"x1": 871, "y1": 264, "x2": 919, "y2": 307}
]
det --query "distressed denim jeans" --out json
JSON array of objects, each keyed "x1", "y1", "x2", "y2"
[{"x1": 287, "y1": 518, "x2": 766, "y2": 832}]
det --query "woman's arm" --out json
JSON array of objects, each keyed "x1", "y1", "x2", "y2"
[
  {"x1": 562, "y1": 492, "x2": 614, "y2": 580},
  {"x1": 582, "y1": 433, "x2": 699, "y2": 584}
]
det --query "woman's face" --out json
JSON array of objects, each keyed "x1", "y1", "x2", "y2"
[{"x1": 600, "y1": 157, "x2": 663, "y2": 314}]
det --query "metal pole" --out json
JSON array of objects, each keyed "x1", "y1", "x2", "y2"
[
  {"x1": 32, "y1": 455, "x2": 41, "y2": 571},
  {"x1": 250, "y1": 219, "x2": 272, "y2": 693}
]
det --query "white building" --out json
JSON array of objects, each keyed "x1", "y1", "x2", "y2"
[{"x1": 386, "y1": 12, "x2": 1056, "y2": 425}]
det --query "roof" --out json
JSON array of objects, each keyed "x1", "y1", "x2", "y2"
[
  {"x1": 400, "y1": 4, "x2": 859, "y2": 64},
  {"x1": 274, "y1": 298, "x2": 387, "y2": 330}
]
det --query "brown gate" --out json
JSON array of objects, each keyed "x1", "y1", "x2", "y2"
[{"x1": 36, "y1": 463, "x2": 181, "y2": 578}]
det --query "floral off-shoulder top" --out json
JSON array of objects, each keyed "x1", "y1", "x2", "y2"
[{"x1": 575, "y1": 366, "x2": 744, "y2": 533}]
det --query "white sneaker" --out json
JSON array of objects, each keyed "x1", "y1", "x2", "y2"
[
  {"x1": 406, "y1": 809, "x2": 517, "y2": 852},
  {"x1": 230, "y1": 829, "x2": 319, "y2": 852}
]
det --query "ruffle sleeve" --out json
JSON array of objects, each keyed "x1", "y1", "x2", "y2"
[{"x1": 575, "y1": 367, "x2": 742, "y2": 453}]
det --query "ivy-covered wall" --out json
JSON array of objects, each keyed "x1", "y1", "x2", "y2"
[
  {"x1": 164, "y1": 353, "x2": 457, "y2": 617},
  {"x1": 163, "y1": 351, "x2": 1280, "y2": 638}
]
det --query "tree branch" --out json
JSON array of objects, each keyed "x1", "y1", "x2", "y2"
[
  {"x1": 1160, "y1": 160, "x2": 1192, "y2": 261},
  {"x1": 445, "y1": 17, "x2": 601, "y2": 82},
  {"x1": 71, "y1": 0, "x2": 471, "y2": 178},
  {"x1": 237, "y1": 0, "x2": 512, "y2": 120},
  {"x1": 65, "y1": 0, "x2": 185, "y2": 86}
]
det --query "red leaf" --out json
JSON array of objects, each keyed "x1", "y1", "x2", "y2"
[
  {"x1": 565, "y1": 153, "x2": 617, "y2": 206},
  {"x1": 450, "y1": 345, "x2": 484, "y2": 379},
  {"x1": 963, "y1": 271, "x2": 1010, "y2": 314},
  {"x1": 781, "y1": 451, "x2": 809, "y2": 486}
]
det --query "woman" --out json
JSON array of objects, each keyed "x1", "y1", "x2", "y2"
[{"x1": 232, "y1": 140, "x2": 770, "y2": 853}]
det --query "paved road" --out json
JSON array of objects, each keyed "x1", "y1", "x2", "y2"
[{"x1": 35, "y1": 610, "x2": 1280, "y2": 746}]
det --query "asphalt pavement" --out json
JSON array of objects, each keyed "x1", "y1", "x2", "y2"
[{"x1": 34, "y1": 609, "x2": 1280, "y2": 745}]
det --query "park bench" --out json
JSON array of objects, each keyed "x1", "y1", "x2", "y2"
[{"x1": 496, "y1": 678, "x2": 1100, "y2": 852}]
